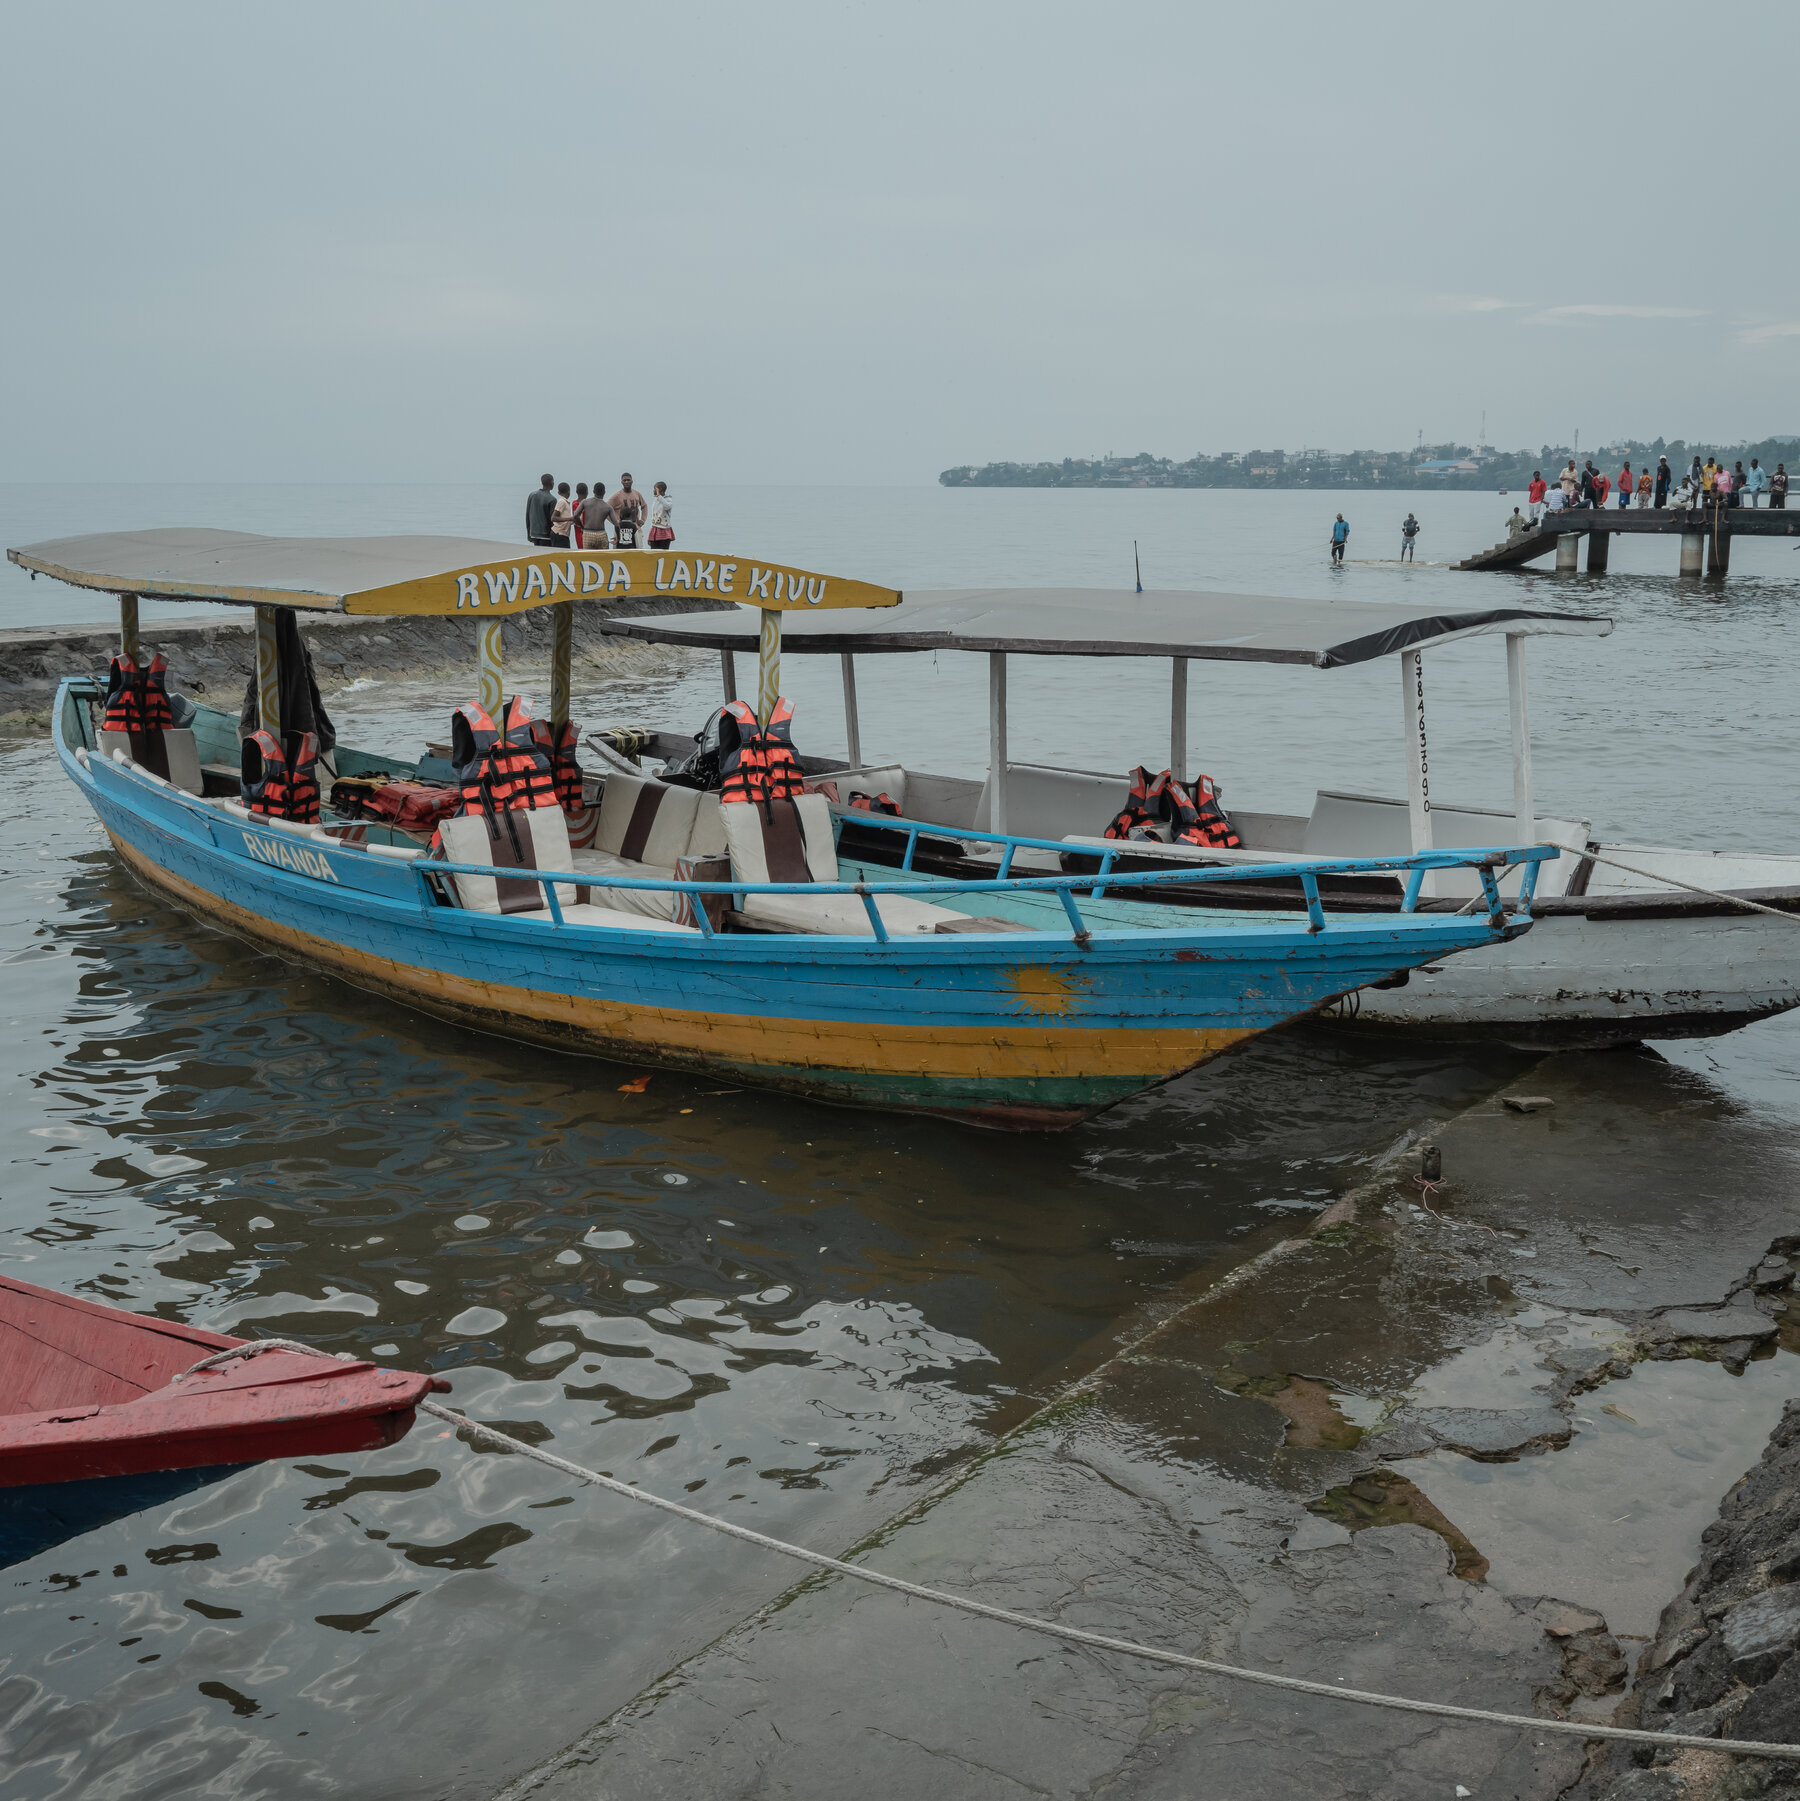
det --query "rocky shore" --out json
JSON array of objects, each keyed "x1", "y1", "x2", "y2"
[
  {"x1": 1577, "y1": 1382, "x2": 1800, "y2": 1798},
  {"x1": 0, "y1": 596, "x2": 718, "y2": 730}
]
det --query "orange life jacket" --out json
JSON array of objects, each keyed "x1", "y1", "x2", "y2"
[
  {"x1": 529, "y1": 717, "x2": 585, "y2": 814},
  {"x1": 452, "y1": 697, "x2": 557, "y2": 819},
  {"x1": 847, "y1": 789, "x2": 901, "y2": 816},
  {"x1": 103, "y1": 653, "x2": 175, "y2": 735},
  {"x1": 241, "y1": 728, "x2": 322, "y2": 823},
  {"x1": 1104, "y1": 767, "x2": 1240, "y2": 849},
  {"x1": 718, "y1": 698, "x2": 805, "y2": 815}
]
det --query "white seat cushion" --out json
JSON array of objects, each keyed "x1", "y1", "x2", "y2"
[
  {"x1": 550, "y1": 904, "x2": 694, "y2": 933},
  {"x1": 99, "y1": 727, "x2": 204, "y2": 796},
  {"x1": 595, "y1": 772, "x2": 701, "y2": 867},
  {"x1": 569, "y1": 846, "x2": 684, "y2": 920},
  {"x1": 720, "y1": 794, "x2": 839, "y2": 885},
  {"x1": 686, "y1": 791, "x2": 729, "y2": 859},
  {"x1": 438, "y1": 804, "x2": 574, "y2": 914},
  {"x1": 740, "y1": 891, "x2": 970, "y2": 935}
]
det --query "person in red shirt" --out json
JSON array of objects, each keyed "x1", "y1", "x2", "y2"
[
  {"x1": 1527, "y1": 470, "x2": 1548, "y2": 524},
  {"x1": 1595, "y1": 471, "x2": 1611, "y2": 507},
  {"x1": 1617, "y1": 462, "x2": 1634, "y2": 509}
]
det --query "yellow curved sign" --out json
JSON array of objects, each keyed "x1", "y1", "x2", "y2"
[{"x1": 344, "y1": 550, "x2": 900, "y2": 618}]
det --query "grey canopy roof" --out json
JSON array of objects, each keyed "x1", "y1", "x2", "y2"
[
  {"x1": 599, "y1": 587, "x2": 1613, "y2": 668},
  {"x1": 6, "y1": 529, "x2": 532, "y2": 611}
]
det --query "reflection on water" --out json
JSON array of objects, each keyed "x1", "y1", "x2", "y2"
[
  {"x1": 0, "y1": 718, "x2": 1529, "y2": 1798},
  {"x1": 4, "y1": 485, "x2": 1800, "y2": 1796}
]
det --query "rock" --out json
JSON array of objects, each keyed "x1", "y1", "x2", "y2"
[
  {"x1": 1501, "y1": 1094, "x2": 1555, "y2": 1113},
  {"x1": 1283, "y1": 1515, "x2": 1353, "y2": 1554},
  {"x1": 1754, "y1": 1260, "x2": 1796, "y2": 1293},
  {"x1": 1724, "y1": 1587, "x2": 1800, "y2": 1685},
  {"x1": 1525, "y1": 1596, "x2": 1608, "y2": 1638},
  {"x1": 1654, "y1": 1632, "x2": 1735, "y2": 1713},
  {"x1": 1364, "y1": 1405, "x2": 1570, "y2": 1463},
  {"x1": 1647, "y1": 1306, "x2": 1779, "y2": 1345},
  {"x1": 1733, "y1": 1649, "x2": 1800, "y2": 1749}
]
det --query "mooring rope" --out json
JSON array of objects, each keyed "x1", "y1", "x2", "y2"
[
  {"x1": 419, "y1": 1400, "x2": 1800, "y2": 1762},
  {"x1": 1543, "y1": 842, "x2": 1800, "y2": 927}
]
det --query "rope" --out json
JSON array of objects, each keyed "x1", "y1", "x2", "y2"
[
  {"x1": 418, "y1": 1400, "x2": 1800, "y2": 1762},
  {"x1": 176, "y1": 1337, "x2": 355, "y2": 1380},
  {"x1": 1541, "y1": 842, "x2": 1800, "y2": 926}
]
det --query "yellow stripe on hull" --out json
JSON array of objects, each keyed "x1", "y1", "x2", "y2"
[{"x1": 111, "y1": 837, "x2": 1254, "y2": 1085}]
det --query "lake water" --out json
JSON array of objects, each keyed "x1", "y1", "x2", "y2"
[{"x1": 2, "y1": 484, "x2": 1798, "y2": 1798}]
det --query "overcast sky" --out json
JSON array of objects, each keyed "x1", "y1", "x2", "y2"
[{"x1": 3, "y1": 2, "x2": 1794, "y2": 486}]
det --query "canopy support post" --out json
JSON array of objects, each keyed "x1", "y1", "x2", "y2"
[
  {"x1": 254, "y1": 605, "x2": 281, "y2": 735},
  {"x1": 119, "y1": 593, "x2": 139, "y2": 663},
  {"x1": 478, "y1": 620, "x2": 504, "y2": 718},
  {"x1": 988, "y1": 651, "x2": 1009, "y2": 836},
  {"x1": 1506, "y1": 632, "x2": 1535, "y2": 848},
  {"x1": 1170, "y1": 657, "x2": 1188, "y2": 781},
  {"x1": 756, "y1": 609, "x2": 781, "y2": 726},
  {"x1": 1400, "y1": 648, "x2": 1434, "y2": 897},
  {"x1": 721, "y1": 649, "x2": 737, "y2": 704},
  {"x1": 841, "y1": 652, "x2": 862, "y2": 768},
  {"x1": 550, "y1": 602, "x2": 572, "y2": 731}
]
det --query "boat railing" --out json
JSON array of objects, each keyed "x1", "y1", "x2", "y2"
[{"x1": 414, "y1": 844, "x2": 1557, "y2": 944}]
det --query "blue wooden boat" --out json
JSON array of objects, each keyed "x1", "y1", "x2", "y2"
[{"x1": 14, "y1": 530, "x2": 1555, "y2": 1128}]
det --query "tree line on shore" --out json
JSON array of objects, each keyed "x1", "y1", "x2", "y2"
[{"x1": 940, "y1": 437, "x2": 1800, "y2": 493}]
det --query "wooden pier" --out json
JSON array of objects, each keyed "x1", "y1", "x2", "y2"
[{"x1": 1457, "y1": 504, "x2": 1800, "y2": 577}]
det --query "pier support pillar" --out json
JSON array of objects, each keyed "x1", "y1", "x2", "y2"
[
  {"x1": 1554, "y1": 532, "x2": 1581, "y2": 573},
  {"x1": 1586, "y1": 531, "x2": 1610, "y2": 573},
  {"x1": 1680, "y1": 531, "x2": 1705, "y2": 576},
  {"x1": 254, "y1": 605, "x2": 281, "y2": 734},
  {"x1": 119, "y1": 593, "x2": 139, "y2": 663},
  {"x1": 1706, "y1": 529, "x2": 1732, "y2": 578}
]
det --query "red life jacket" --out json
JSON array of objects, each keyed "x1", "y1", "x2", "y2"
[
  {"x1": 529, "y1": 717, "x2": 585, "y2": 814},
  {"x1": 1103, "y1": 766, "x2": 1240, "y2": 849},
  {"x1": 241, "y1": 729, "x2": 322, "y2": 824},
  {"x1": 103, "y1": 653, "x2": 175, "y2": 735},
  {"x1": 718, "y1": 698, "x2": 805, "y2": 815},
  {"x1": 451, "y1": 697, "x2": 557, "y2": 819}
]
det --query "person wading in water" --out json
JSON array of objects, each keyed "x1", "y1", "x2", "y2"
[
  {"x1": 1400, "y1": 512, "x2": 1420, "y2": 561},
  {"x1": 1330, "y1": 515, "x2": 1349, "y2": 563}
]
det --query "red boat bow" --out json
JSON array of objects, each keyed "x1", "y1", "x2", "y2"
[{"x1": 0, "y1": 1273, "x2": 443, "y2": 1490}]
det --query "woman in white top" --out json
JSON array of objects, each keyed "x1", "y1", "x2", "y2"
[{"x1": 647, "y1": 482, "x2": 674, "y2": 549}]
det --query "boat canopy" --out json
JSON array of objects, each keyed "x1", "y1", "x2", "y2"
[
  {"x1": 5, "y1": 529, "x2": 899, "y2": 618},
  {"x1": 600, "y1": 588, "x2": 1613, "y2": 669}
]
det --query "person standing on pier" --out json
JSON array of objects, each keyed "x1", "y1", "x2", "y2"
[
  {"x1": 1772, "y1": 464, "x2": 1789, "y2": 509},
  {"x1": 1747, "y1": 459, "x2": 1769, "y2": 507},
  {"x1": 527, "y1": 474, "x2": 559, "y2": 547},
  {"x1": 577, "y1": 481, "x2": 614, "y2": 550},
  {"x1": 1506, "y1": 507, "x2": 1530, "y2": 541},
  {"x1": 1731, "y1": 461, "x2": 1747, "y2": 508},
  {"x1": 1330, "y1": 514, "x2": 1349, "y2": 562},
  {"x1": 1560, "y1": 461, "x2": 1580, "y2": 503},
  {"x1": 1580, "y1": 462, "x2": 1599, "y2": 508},
  {"x1": 1637, "y1": 467, "x2": 1653, "y2": 507},
  {"x1": 1655, "y1": 456, "x2": 1672, "y2": 507},
  {"x1": 647, "y1": 482, "x2": 674, "y2": 549},
  {"x1": 609, "y1": 474, "x2": 648, "y2": 549},
  {"x1": 1528, "y1": 471, "x2": 1547, "y2": 524},
  {"x1": 1617, "y1": 460, "x2": 1634, "y2": 508}
]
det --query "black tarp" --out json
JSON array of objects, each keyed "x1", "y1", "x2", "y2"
[{"x1": 239, "y1": 609, "x2": 336, "y2": 756}]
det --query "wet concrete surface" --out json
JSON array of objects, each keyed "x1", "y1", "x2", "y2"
[{"x1": 504, "y1": 1045, "x2": 1800, "y2": 1801}]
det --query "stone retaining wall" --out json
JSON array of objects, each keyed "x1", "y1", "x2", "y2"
[{"x1": 0, "y1": 596, "x2": 722, "y2": 730}]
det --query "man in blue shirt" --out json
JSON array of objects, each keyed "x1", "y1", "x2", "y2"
[{"x1": 1330, "y1": 515, "x2": 1349, "y2": 563}]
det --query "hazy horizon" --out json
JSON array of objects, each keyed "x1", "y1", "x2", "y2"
[{"x1": 5, "y1": 3, "x2": 1795, "y2": 489}]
